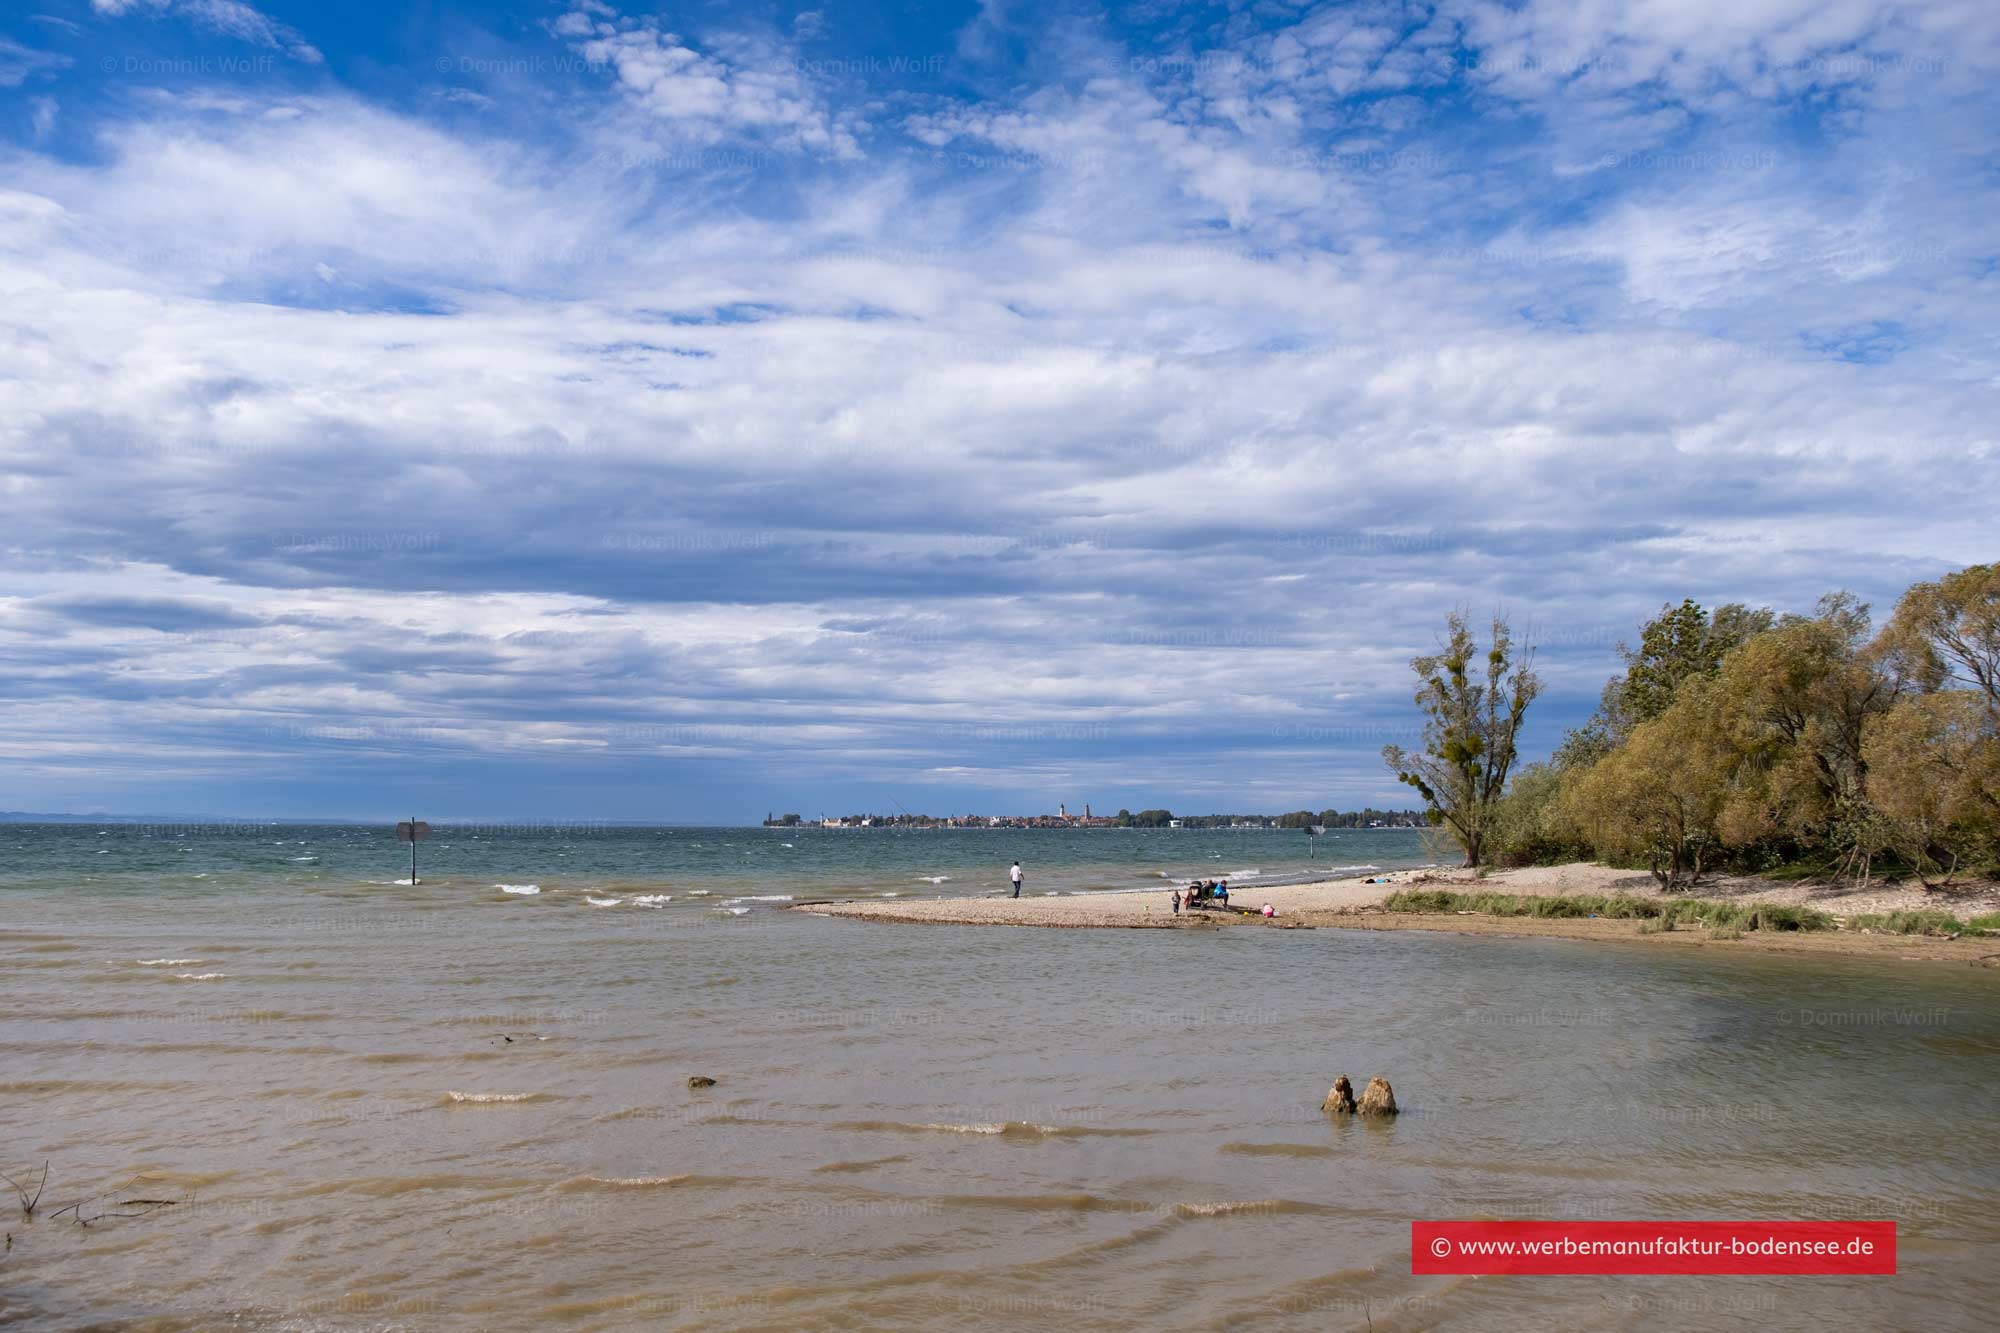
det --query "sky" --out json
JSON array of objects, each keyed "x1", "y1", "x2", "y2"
[{"x1": 0, "y1": 0, "x2": 1995, "y2": 823}]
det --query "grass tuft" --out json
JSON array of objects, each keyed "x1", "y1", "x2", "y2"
[
  {"x1": 1382, "y1": 889, "x2": 1831, "y2": 932},
  {"x1": 1845, "y1": 909, "x2": 1965, "y2": 937}
]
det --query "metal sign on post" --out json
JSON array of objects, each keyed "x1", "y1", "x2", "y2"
[{"x1": 396, "y1": 818, "x2": 431, "y2": 884}]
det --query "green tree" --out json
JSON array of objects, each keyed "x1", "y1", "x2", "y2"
[
  {"x1": 1382, "y1": 609, "x2": 1541, "y2": 868},
  {"x1": 1877, "y1": 562, "x2": 2000, "y2": 712},
  {"x1": 1566, "y1": 679, "x2": 1733, "y2": 889},
  {"x1": 1864, "y1": 691, "x2": 1999, "y2": 885},
  {"x1": 1708, "y1": 593, "x2": 1895, "y2": 877}
]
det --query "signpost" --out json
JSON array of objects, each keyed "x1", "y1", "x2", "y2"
[{"x1": 396, "y1": 817, "x2": 431, "y2": 884}]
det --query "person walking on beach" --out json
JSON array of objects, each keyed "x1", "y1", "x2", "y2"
[
  {"x1": 1171, "y1": 889, "x2": 1181, "y2": 916},
  {"x1": 1010, "y1": 861, "x2": 1023, "y2": 898}
]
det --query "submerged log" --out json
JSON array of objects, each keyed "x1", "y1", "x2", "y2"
[
  {"x1": 1358, "y1": 1076, "x2": 1398, "y2": 1116},
  {"x1": 1320, "y1": 1075, "x2": 1357, "y2": 1114}
]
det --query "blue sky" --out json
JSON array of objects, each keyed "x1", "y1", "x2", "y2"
[{"x1": 1, "y1": 0, "x2": 1994, "y2": 822}]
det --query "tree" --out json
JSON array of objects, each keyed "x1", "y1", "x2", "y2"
[
  {"x1": 1864, "y1": 691, "x2": 1999, "y2": 885},
  {"x1": 1878, "y1": 562, "x2": 2000, "y2": 713},
  {"x1": 1382, "y1": 609, "x2": 1541, "y2": 868},
  {"x1": 1707, "y1": 593, "x2": 1895, "y2": 878},
  {"x1": 1487, "y1": 760, "x2": 1591, "y2": 866},
  {"x1": 1131, "y1": 809, "x2": 1173, "y2": 827},
  {"x1": 1565, "y1": 679, "x2": 1733, "y2": 889}
]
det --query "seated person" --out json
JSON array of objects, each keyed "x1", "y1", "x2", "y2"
[{"x1": 1216, "y1": 880, "x2": 1229, "y2": 906}]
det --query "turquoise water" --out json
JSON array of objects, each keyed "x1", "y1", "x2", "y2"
[{"x1": 0, "y1": 822, "x2": 1431, "y2": 903}]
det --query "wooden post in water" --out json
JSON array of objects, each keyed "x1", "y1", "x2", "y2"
[{"x1": 396, "y1": 817, "x2": 431, "y2": 884}]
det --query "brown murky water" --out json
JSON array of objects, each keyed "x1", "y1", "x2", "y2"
[{"x1": 4, "y1": 881, "x2": 1998, "y2": 1330}]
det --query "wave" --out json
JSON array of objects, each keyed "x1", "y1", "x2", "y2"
[
  {"x1": 723, "y1": 895, "x2": 793, "y2": 903},
  {"x1": 722, "y1": 907, "x2": 751, "y2": 916},
  {"x1": 629, "y1": 894, "x2": 671, "y2": 905},
  {"x1": 136, "y1": 958, "x2": 202, "y2": 966},
  {"x1": 584, "y1": 896, "x2": 622, "y2": 907},
  {"x1": 830, "y1": 1120, "x2": 1157, "y2": 1141},
  {"x1": 1172, "y1": 1199, "x2": 1332, "y2": 1218},
  {"x1": 1228, "y1": 869, "x2": 1262, "y2": 879},
  {"x1": 291, "y1": 856, "x2": 317, "y2": 862},
  {"x1": 172, "y1": 972, "x2": 225, "y2": 981},
  {"x1": 1217, "y1": 1141, "x2": 1339, "y2": 1159},
  {"x1": 497, "y1": 884, "x2": 540, "y2": 895},
  {"x1": 917, "y1": 875, "x2": 949, "y2": 884},
  {"x1": 938, "y1": 1191, "x2": 1151, "y2": 1213},
  {"x1": 814, "y1": 1155, "x2": 910, "y2": 1174},
  {"x1": 441, "y1": 1091, "x2": 554, "y2": 1105}
]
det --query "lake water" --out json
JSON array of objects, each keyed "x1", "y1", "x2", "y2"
[{"x1": 3, "y1": 825, "x2": 1997, "y2": 1329}]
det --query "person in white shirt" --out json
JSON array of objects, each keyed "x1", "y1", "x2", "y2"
[{"x1": 1009, "y1": 861, "x2": 1023, "y2": 898}]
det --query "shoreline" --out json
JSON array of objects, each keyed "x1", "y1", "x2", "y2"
[{"x1": 793, "y1": 863, "x2": 2000, "y2": 968}]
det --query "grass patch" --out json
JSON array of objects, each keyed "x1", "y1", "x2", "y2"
[
  {"x1": 1382, "y1": 889, "x2": 1831, "y2": 932},
  {"x1": 1968, "y1": 912, "x2": 2000, "y2": 935},
  {"x1": 1845, "y1": 909, "x2": 1966, "y2": 937},
  {"x1": 1635, "y1": 917, "x2": 1673, "y2": 935},
  {"x1": 1710, "y1": 926, "x2": 1744, "y2": 940}
]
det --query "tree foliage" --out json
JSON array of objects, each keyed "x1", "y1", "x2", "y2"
[
  {"x1": 1460, "y1": 565, "x2": 1999, "y2": 886},
  {"x1": 1382, "y1": 609, "x2": 1541, "y2": 868}
]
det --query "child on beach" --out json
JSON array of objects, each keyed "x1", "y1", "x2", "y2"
[{"x1": 1171, "y1": 889, "x2": 1181, "y2": 916}]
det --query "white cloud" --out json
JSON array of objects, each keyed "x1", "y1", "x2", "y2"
[
  {"x1": 92, "y1": 0, "x2": 325, "y2": 64},
  {"x1": 560, "y1": 4, "x2": 861, "y2": 158}
]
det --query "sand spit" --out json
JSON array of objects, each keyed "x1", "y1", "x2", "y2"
[{"x1": 793, "y1": 864, "x2": 2000, "y2": 967}]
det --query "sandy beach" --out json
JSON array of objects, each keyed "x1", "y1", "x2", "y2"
[{"x1": 796, "y1": 863, "x2": 2000, "y2": 966}]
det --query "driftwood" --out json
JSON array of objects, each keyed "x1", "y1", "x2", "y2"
[
  {"x1": 48, "y1": 1173, "x2": 179, "y2": 1227},
  {"x1": 3, "y1": 1162, "x2": 48, "y2": 1218}
]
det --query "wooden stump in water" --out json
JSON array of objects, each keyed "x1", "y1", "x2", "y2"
[{"x1": 1358, "y1": 1077, "x2": 1398, "y2": 1116}]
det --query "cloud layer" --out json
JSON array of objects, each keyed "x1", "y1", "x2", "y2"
[{"x1": 0, "y1": 0, "x2": 1994, "y2": 819}]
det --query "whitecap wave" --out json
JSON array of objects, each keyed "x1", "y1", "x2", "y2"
[
  {"x1": 723, "y1": 907, "x2": 750, "y2": 916},
  {"x1": 172, "y1": 972, "x2": 225, "y2": 981},
  {"x1": 629, "y1": 894, "x2": 671, "y2": 905},
  {"x1": 137, "y1": 958, "x2": 201, "y2": 966},
  {"x1": 723, "y1": 894, "x2": 793, "y2": 903},
  {"x1": 497, "y1": 884, "x2": 541, "y2": 895},
  {"x1": 443, "y1": 1091, "x2": 541, "y2": 1104},
  {"x1": 917, "y1": 875, "x2": 949, "y2": 884},
  {"x1": 585, "y1": 895, "x2": 621, "y2": 907}
]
